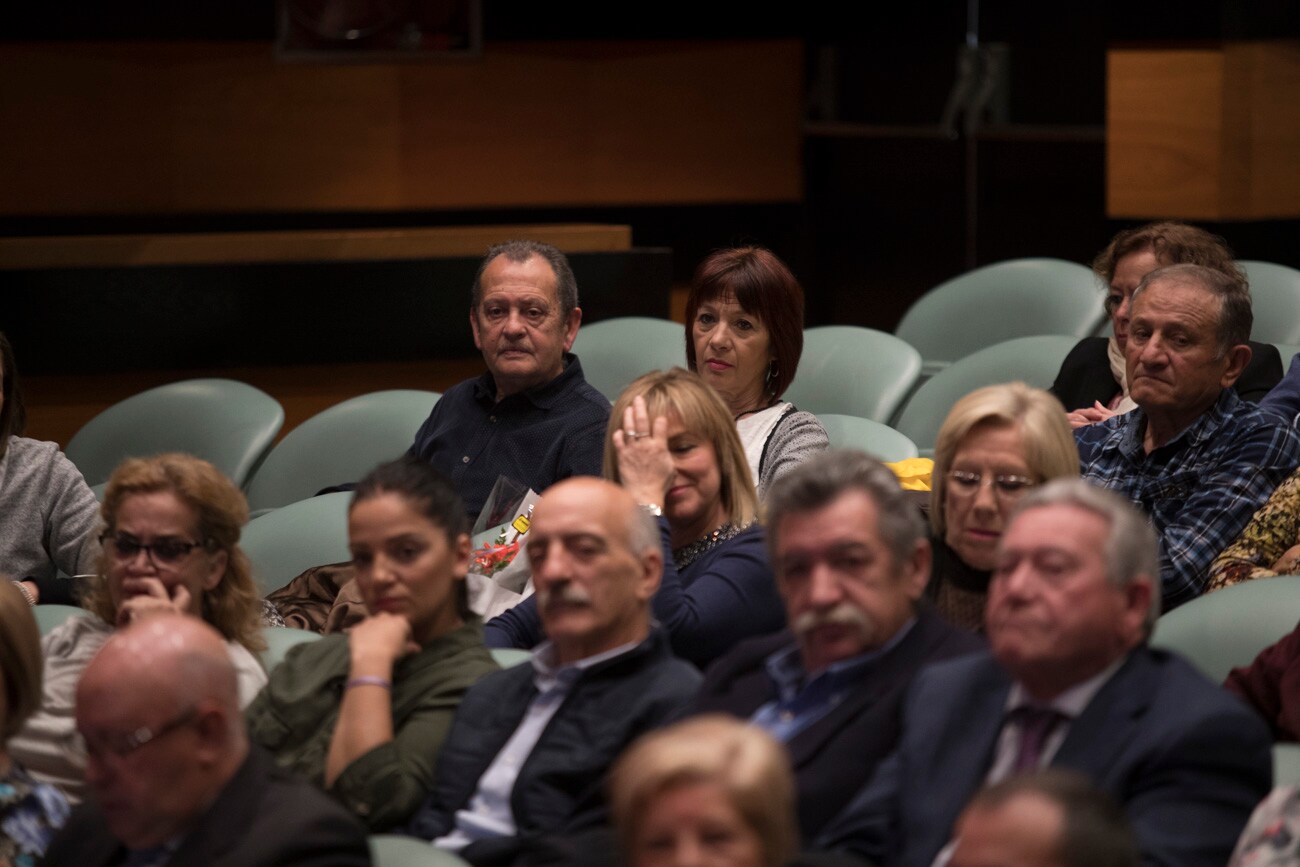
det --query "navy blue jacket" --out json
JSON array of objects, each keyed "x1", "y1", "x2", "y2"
[{"x1": 486, "y1": 520, "x2": 785, "y2": 668}]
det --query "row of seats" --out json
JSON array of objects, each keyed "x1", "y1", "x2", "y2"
[{"x1": 891, "y1": 256, "x2": 1300, "y2": 375}]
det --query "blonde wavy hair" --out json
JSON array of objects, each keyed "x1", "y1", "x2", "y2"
[
  {"x1": 930, "y1": 382, "x2": 1079, "y2": 539},
  {"x1": 603, "y1": 368, "x2": 759, "y2": 528},
  {"x1": 86, "y1": 453, "x2": 264, "y2": 653},
  {"x1": 610, "y1": 715, "x2": 796, "y2": 867}
]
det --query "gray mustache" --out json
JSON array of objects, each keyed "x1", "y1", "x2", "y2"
[
  {"x1": 792, "y1": 603, "x2": 875, "y2": 642},
  {"x1": 538, "y1": 584, "x2": 593, "y2": 609}
]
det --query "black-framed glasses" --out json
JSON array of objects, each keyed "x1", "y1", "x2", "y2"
[
  {"x1": 71, "y1": 706, "x2": 200, "y2": 761},
  {"x1": 947, "y1": 469, "x2": 1036, "y2": 501},
  {"x1": 100, "y1": 533, "x2": 208, "y2": 566}
]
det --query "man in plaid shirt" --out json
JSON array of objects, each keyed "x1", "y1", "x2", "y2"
[{"x1": 1076, "y1": 263, "x2": 1300, "y2": 612}]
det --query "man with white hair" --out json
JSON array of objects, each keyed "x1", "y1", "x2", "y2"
[
  {"x1": 818, "y1": 478, "x2": 1272, "y2": 867},
  {"x1": 45, "y1": 615, "x2": 370, "y2": 866},
  {"x1": 692, "y1": 449, "x2": 981, "y2": 842},
  {"x1": 404, "y1": 477, "x2": 700, "y2": 866}
]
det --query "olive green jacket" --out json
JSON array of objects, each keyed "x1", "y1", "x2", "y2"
[{"x1": 246, "y1": 618, "x2": 498, "y2": 831}]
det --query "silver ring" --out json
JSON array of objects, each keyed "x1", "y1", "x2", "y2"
[{"x1": 625, "y1": 430, "x2": 644, "y2": 440}]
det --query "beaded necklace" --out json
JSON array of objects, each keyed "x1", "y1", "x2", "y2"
[{"x1": 673, "y1": 522, "x2": 748, "y2": 568}]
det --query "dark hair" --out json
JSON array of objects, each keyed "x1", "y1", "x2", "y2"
[
  {"x1": 964, "y1": 770, "x2": 1139, "y2": 867},
  {"x1": 0, "y1": 331, "x2": 28, "y2": 459},
  {"x1": 1132, "y1": 262, "x2": 1253, "y2": 358},
  {"x1": 1093, "y1": 222, "x2": 1241, "y2": 311},
  {"x1": 470, "y1": 240, "x2": 579, "y2": 321},
  {"x1": 352, "y1": 456, "x2": 471, "y2": 616},
  {"x1": 684, "y1": 247, "x2": 805, "y2": 399}
]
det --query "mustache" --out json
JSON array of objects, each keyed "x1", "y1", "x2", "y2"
[
  {"x1": 792, "y1": 603, "x2": 876, "y2": 643},
  {"x1": 538, "y1": 584, "x2": 593, "y2": 609}
]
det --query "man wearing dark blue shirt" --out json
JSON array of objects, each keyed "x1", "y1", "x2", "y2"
[
  {"x1": 408, "y1": 240, "x2": 610, "y2": 519},
  {"x1": 691, "y1": 450, "x2": 982, "y2": 842}
]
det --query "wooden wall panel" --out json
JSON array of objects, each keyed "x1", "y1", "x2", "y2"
[
  {"x1": 0, "y1": 40, "x2": 802, "y2": 216},
  {"x1": 1107, "y1": 41, "x2": 1300, "y2": 219},
  {"x1": 1107, "y1": 48, "x2": 1225, "y2": 219}
]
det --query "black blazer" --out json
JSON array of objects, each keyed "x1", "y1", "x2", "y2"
[
  {"x1": 1050, "y1": 336, "x2": 1283, "y2": 410},
  {"x1": 43, "y1": 746, "x2": 372, "y2": 867},
  {"x1": 690, "y1": 606, "x2": 983, "y2": 843}
]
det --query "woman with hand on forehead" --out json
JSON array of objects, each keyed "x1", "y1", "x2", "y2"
[
  {"x1": 8, "y1": 452, "x2": 268, "y2": 801},
  {"x1": 487, "y1": 369, "x2": 785, "y2": 667}
]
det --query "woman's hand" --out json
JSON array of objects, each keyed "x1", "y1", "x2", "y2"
[
  {"x1": 612, "y1": 395, "x2": 673, "y2": 508},
  {"x1": 1271, "y1": 544, "x2": 1300, "y2": 575},
  {"x1": 115, "y1": 577, "x2": 193, "y2": 626},
  {"x1": 1067, "y1": 401, "x2": 1117, "y2": 429},
  {"x1": 349, "y1": 612, "x2": 419, "y2": 672}
]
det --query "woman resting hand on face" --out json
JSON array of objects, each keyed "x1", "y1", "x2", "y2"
[
  {"x1": 246, "y1": 456, "x2": 498, "y2": 831},
  {"x1": 685, "y1": 247, "x2": 827, "y2": 498},
  {"x1": 486, "y1": 369, "x2": 785, "y2": 667},
  {"x1": 8, "y1": 453, "x2": 269, "y2": 802}
]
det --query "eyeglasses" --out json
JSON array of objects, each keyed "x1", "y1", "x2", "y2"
[
  {"x1": 947, "y1": 469, "x2": 1036, "y2": 501},
  {"x1": 100, "y1": 533, "x2": 209, "y2": 566},
  {"x1": 70, "y1": 706, "x2": 200, "y2": 762}
]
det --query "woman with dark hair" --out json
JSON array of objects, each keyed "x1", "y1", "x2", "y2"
[
  {"x1": 685, "y1": 247, "x2": 828, "y2": 497},
  {"x1": 246, "y1": 455, "x2": 498, "y2": 831},
  {"x1": 9, "y1": 452, "x2": 268, "y2": 801},
  {"x1": 0, "y1": 580, "x2": 69, "y2": 862},
  {"x1": 1050, "y1": 222, "x2": 1281, "y2": 427},
  {"x1": 0, "y1": 330, "x2": 99, "y2": 605}
]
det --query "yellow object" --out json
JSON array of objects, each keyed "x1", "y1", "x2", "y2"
[{"x1": 886, "y1": 458, "x2": 934, "y2": 492}]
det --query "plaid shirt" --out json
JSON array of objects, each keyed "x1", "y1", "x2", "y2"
[{"x1": 1076, "y1": 389, "x2": 1300, "y2": 611}]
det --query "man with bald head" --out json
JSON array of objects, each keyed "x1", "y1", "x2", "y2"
[
  {"x1": 404, "y1": 477, "x2": 701, "y2": 866},
  {"x1": 45, "y1": 615, "x2": 370, "y2": 867}
]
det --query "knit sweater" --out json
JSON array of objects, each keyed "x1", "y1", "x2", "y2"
[{"x1": 0, "y1": 436, "x2": 100, "y2": 602}]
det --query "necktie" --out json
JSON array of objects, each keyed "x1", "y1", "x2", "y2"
[{"x1": 1010, "y1": 706, "x2": 1067, "y2": 773}]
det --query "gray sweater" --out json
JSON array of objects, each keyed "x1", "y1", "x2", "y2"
[{"x1": 0, "y1": 436, "x2": 100, "y2": 594}]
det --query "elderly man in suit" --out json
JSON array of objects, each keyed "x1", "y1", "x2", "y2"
[
  {"x1": 691, "y1": 449, "x2": 982, "y2": 842},
  {"x1": 45, "y1": 615, "x2": 370, "y2": 867},
  {"x1": 817, "y1": 478, "x2": 1272, "y2": 867}
]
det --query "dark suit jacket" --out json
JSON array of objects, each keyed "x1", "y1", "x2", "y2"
[
  {"x1": 1050, "y1": 336, "x2": 1283, "y2": 410},
  {"x1": 42, "y1": 746, "x2": 372, "y2": 867},
  {"x1": 816, "y1": 647, "x2": 1273, "y2": 867},
  {"x1": 691, "y1": 606, "x2": 983, "y2": 843}
]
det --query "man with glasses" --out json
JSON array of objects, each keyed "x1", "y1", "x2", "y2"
[
  {"x1": 1075, "y1": 263, "x2": 1300, "y2": 611},
  {"x1": 816, "y1": 479, "x2": 1271, "y2": 867},
  {"x1": 44, "y1": 614, "x2": 370, "y2": 867},
  {"x1": 691, "y1": 450, "x2": 982, "y2": 843}
]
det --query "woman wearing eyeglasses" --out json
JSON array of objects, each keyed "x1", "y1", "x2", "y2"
[
  {"x1": 8, "y1": 452, "x2": 267, "y2": 801},
  {"x1": 927, "y1": 383, "x2": 1079, "y2": 631}
]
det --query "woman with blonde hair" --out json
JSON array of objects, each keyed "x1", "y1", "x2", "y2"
[
  {"x1": 9, "y1": 453, "x2": 268, "y2": 800},
  {"x1": 0, "y1": 580, "x2": 69, "y2": 863},
  {"x1": 611, "y1": 715, "x2": 796, "y2": 867},
  {"x1": 928, "y1": 383, "x2": 1079, "y2": 630},
  {"x1": 486, "y1": 369, "x2": 784, "y2": 667}
]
